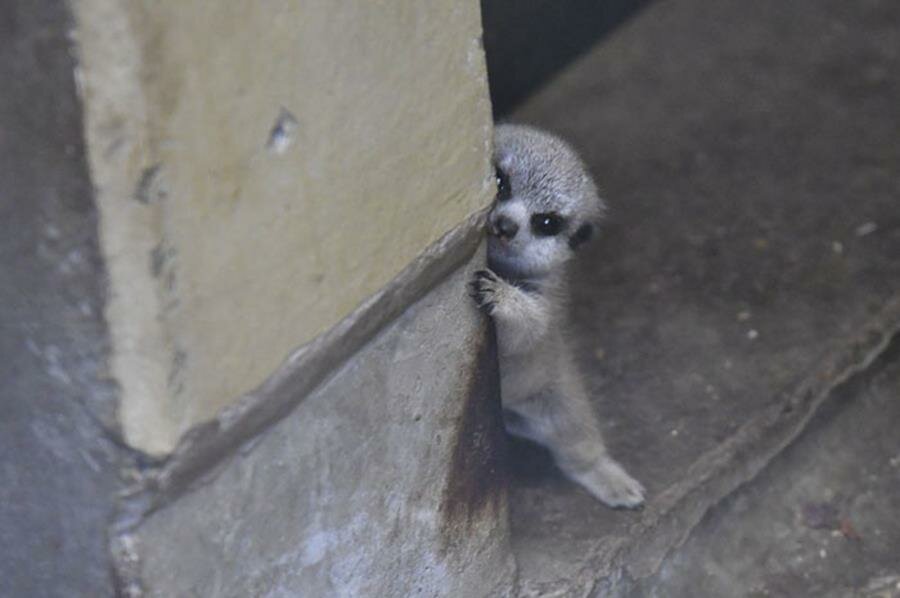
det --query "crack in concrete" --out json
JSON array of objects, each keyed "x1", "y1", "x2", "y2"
[{"x1": 587, "y1": 297, "x2": 900, "y2": 597}]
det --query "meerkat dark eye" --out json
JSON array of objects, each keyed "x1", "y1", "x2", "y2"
[
  {"x1": 530, "y1": 212, "x2": 565, "y2": 237},
  {"x1": 495, "y1": 166, "x2": 511, "y2": 202}
]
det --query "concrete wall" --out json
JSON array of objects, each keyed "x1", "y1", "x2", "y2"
[
  {"x1": 2, "y1": 0, "x2": 511, "y2": 595},
  {"x1": 128, "y1": 252, "x2": 515, "y2": 597},
  {"x1": 71, "y1": 0, "x2": 496, "y2": 455}
]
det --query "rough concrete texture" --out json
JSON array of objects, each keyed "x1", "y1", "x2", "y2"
[
  {"x1": 134, "y1": 210, "x2": 486, "y2": 520},
  {"x1": 70, "y1": 0, "x2": 496, "y2": 454},
  {"x1": 636, "y1": 342, "x2": 900, "y2": 597},
  {"x1": 504, "y1": 0, "x2": 900, "y2": 593},
  {"x1": 0, "y1": 2, "x2": 125, "y2": 596},
  {"x1": 127, "y1": 251, "x2": 516, "y2": 597}
]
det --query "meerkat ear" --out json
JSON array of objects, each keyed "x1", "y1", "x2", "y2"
[{"x1": 568, "y1": 223, "x2": 594, "y2": 250}]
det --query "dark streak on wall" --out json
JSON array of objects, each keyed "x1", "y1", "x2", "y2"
[{"x1": 439, "y1": 322, "x2": 508, "y2": 550}]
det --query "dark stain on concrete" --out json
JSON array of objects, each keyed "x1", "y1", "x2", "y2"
[
  {"x1": 439, "y1": 322, "x2": 508, "y2": 549},
  {"x1": 150, "y1": 244, "x2": 166, "y2": 277},
  {"x1": 134, "y1": 163, "x2": 166, "y2": 204}
]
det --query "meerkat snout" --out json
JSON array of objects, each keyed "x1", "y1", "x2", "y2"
[{"x1": 490, "y1": 214, "x2": 519, "y2": 240}]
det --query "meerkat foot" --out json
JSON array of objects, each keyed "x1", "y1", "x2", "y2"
[{"x1": 568, "y1": 458, "x2": 645, "y2": 509}]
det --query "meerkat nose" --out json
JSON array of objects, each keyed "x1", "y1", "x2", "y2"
[{"x1": 491, "y1": 215, "x2": 519, "y2": 240}]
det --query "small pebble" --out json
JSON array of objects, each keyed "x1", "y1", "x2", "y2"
[
  {"x1": 747, "y1": 329, "x2": 759, "y2": 340},
  {"x1": 819, "y1": 549, "x2": 827, "y2": 559},
  {"x1": 832, "y1": 241, "x2": 844, "y2": 255},
  {"x1": 737, "y1": 310, "x2": 751, "y2": 321},
  {"x1": 855, "y1": 221, "x2": 878, "y2": 237}
]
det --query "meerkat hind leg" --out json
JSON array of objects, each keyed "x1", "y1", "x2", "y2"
[{"x1": 509, "y1": 389, "x2": 645, "y2": 508}]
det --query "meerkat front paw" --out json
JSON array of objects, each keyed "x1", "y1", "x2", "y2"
[
  {"x1": 569, "y1": 458, "x2": 646, "y2": 509},
  {"x1": 468, "y1": 269, "x2": 503, "y2": 315}
]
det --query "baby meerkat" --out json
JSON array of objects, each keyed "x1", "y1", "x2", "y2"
[{"x1": 469, "y1": 124, "x2": 645, "y2": 508}]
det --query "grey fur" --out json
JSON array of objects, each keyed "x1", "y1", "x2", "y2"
[{"x1": 470, "y1": 124, "x2": 644, "y2": 508}]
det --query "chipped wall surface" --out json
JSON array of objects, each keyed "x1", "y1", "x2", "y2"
[
  {"x1": 70, "y1": 0, "x2": 495, "y2": 454},
  {"x1": 131, "y1": 254, "x2": 515, "y2": 597}
]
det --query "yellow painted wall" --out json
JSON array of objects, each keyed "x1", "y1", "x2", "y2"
[{"x1": 72, "y1": 0, "x2": 494, "y2": 454}]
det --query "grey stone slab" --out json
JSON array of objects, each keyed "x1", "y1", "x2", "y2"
[
  {"x1": 131, "y1": 251, "x2": 516, "y2": 597},
  {"x1": 0, "y1": 2, "x2": 125, "y2": 596},
  {"x1": 506, "y1": 0, "x2": 900, "y2": 593},
  {"x1": 635, "y1": 342, "x2": 900, "y2": 598}
]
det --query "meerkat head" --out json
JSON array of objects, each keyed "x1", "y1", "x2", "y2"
[{"x1": 487, "y1": 124, "x2": 604, "y2": 281}]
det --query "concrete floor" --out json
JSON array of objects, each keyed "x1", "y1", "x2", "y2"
[
  {"x1": 637, "y1": 343, "x2": 900, "y2": 597},
  {"x1": 503, "y1": 0, "x2": 900, "y2": 594}
]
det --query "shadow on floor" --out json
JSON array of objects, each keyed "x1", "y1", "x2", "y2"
[{"x1": 481, "y1": 0, "x2": 652, "y2": 117}]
